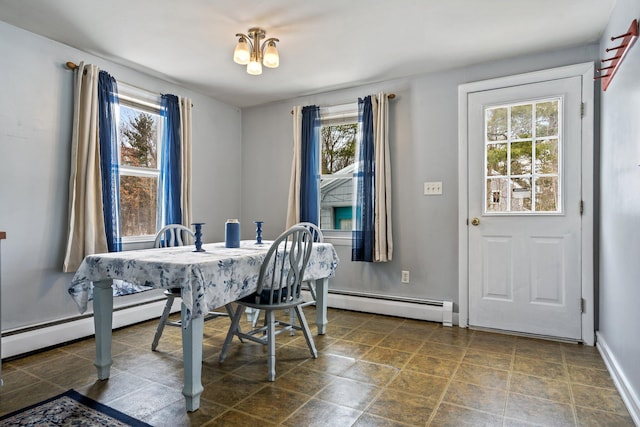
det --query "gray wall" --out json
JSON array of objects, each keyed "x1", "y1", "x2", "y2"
[
  {"x1": 597, "y1": 0, "x2": 640, "y2": 408},
  {"x1": 241, "y1": 44, "x2": 599, "y2": 309},
  {"x1": 2, "y1": 7, "x2": 638, "y2": 408},
  {"x1": 0, "y1": 22, "x2": 243, "y2": 331}
]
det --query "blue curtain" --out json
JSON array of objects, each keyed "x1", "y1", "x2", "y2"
[
  {"x1": 300, "y1": 105, "x2": 320, "y2": 225},
  {"x1": 97, "y1": 71, "x2": 121, "y2": 252},
  {"x1": 160, "y1": 94, "x2": 182, "y2": 227},
  {"x1": 352, "y1": 96, "x2": 375, "y2": 262}
]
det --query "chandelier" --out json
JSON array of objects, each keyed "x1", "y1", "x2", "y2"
[{"x1": 233, "y1": 27, "x2": 279, "y2": 75}]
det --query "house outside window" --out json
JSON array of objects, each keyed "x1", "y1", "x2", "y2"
[
  {"x1": 117, "y1": 86, "x2": 164, "y2": 238},
  {"x1": 319, "y1": 103, "x2": 357, "y2": 231}
]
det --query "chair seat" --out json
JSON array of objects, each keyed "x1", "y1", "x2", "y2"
[
  {"x1": 239, "y1": 286, "x2": 302, "y2": 307},
  {"x1": 238, "y1": 294, "x2": 298, "y2": 310},
  {"x1": 164, "y1": 288, "x2": 182, "y2": 297}
]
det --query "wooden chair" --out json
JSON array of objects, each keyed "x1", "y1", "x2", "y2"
[
  {"x1": 151, "y1": 224, "x2": 228, "y2": 351},
  {"x1": 251, "y1": 222, "x2": 324, "y2": 331},
  {"x1": 218, "y1": 225, "x2": 317, "y2": 381}
]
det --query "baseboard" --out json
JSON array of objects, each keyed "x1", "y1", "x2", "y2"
[
  {"x1": 2, "y1": 301, "x2": 173, "y2": 359},
  {"x1": 3, "y1": 292, "x2": 457, "y2": 359},
  {"x1": 596, "y1": 331, "x2": 640, "y2": 425},
  {"x1": 324, "y1": 291, "x2": 457, "y2": 325}
]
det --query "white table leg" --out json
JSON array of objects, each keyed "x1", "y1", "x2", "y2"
[
  {"x1": 93, "y1": 279, "x2": 113, "y2": 379},
  {"x1": 181, "y1": 303, "x2": 204, "y2": 412},
  {"x1": 315, "y1": 278, "x2": 329, "y2": 335}
]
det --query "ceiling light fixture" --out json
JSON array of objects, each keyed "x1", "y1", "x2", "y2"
[{"x1": 233, "y1": 27, "x2": 279, "y2": 76}]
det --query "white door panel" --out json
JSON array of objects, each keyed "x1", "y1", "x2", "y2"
[
  {"x1": 481, "y1": 236, "x2": 512, "y2": 300},
  {"x1": 468, "y1": 76, "x2": 582, "y2": 340}
]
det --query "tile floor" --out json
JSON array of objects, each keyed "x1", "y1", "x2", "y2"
[{"x1": 0, "y1": 307, "x2": 635, "y2": 426}]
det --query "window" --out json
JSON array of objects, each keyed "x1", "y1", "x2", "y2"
[
  {"x1": 484, "y1": 97, "x2": 561, "y2": 213},
  {"x1": 117, "y1": 86, "x2": 164, "y2": 238},
  {"x1": 319, "y1": 103, "x2": 358, "y2": 231}
]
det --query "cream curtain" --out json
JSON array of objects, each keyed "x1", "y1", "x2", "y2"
[
  {"x1": 286, "y1": 106, "x2": 303, "y2": 228},
  {"x1": 179, "y1": 97, "x2": 193, "y2": 227},
  {"x1": 373, "y1": 92, "x2": 393, "y2": 262},
  {"x1": 63, "y1": 63, "x2": 108, "y2": 272}
]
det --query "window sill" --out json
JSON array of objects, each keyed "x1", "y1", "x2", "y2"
[
  {"x1": 122, "y1": 235, "x2": 155, "y2": 251},
  {"x1": 322, "y1": 231, "x2": 351, "y2": 247}
]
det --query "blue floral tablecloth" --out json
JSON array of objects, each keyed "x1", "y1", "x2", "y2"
[{"x1": 69, "y1": 240, "x2": 339, "y2": 326}]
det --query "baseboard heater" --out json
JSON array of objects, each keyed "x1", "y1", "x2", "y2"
[
  {"x1": 1, "y1": 298, "x2": 171, "y2": 360},
  {"x1": 324, "y1": 290, "x2": 455, "y2": 326},
  {"x1": 2, "y1": 291, "x2": 456, "y2": 360}
]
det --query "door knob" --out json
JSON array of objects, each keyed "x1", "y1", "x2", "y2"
[{"x1": 471, "y1": 217, "x2": 480, "y2": 226}]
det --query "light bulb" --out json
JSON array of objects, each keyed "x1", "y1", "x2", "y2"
[
  {"x1": 247, "y1": 60, "x2": 262, "y2": 75},
  {"x1": 233, "y1": 38, "x2": 250, "y2": 65},
  {"x1": 263, "y1": 42, "x2": 279, "y2": 68}
]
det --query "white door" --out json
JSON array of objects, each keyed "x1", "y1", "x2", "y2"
[{"x1": 467, "y1": 76, "x2": 583, "y2": 340}]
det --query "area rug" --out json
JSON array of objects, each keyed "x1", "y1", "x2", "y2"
[{"x1": 0, "y1": 389, "x2": 152, "y2": 426}]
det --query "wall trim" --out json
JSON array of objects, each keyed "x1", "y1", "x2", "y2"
[
  {"x1": 2, "y1": 300, "x2": 174, "y2": 359},
  {"x1": 596, "y1": 332, "x2": 640, "y2": 425},
  {"x1": 1, "y1": 290, "x2": 456, "y2": 359}
]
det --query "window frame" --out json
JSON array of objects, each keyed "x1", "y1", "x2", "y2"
[
  {"x1": 483, "y1": 96, "x2": 563, "y2": 215},
  {"x1": 116, "y1": 83, "x2": 164, "y2": 243},
  {"x1": 318, "y1": 102, "x2": 358, "y2": 233}
]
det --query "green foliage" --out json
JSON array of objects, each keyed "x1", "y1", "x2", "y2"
[
  {"x1": 321, "y1": 123, "x2": 357, "y2": 174},
  {"x1": 486, "y1": 143, "x2": 507, "y2": 176},
  {"x1": 120, "y1": 113, "x2": 157, "y2": 168}
]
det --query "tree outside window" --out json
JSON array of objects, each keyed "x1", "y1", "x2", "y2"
[
  {"x1": 485, "y1": 98, "x2": 560, "y2": 213},
  {"x1": 320, "y1": 113, "x2": 357, "y2": 230},
  {"x1": 118, "y1": 103, "x2": 162, "y2": 237}
]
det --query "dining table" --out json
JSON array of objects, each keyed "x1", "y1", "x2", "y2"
[{"x1": 69, "y1": 240, "x2": 339, "y2": 412}]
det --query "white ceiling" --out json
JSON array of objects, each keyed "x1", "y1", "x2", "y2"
[{"x1": 0, "y1": 0, "x2": 615, "y2": 108}]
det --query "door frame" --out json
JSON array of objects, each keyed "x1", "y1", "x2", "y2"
[{"x1": 457, "y1": 63, "x2": 595, "y2": 345}]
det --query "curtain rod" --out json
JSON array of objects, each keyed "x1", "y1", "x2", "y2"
[
  {"x1": 290, "y1": 93, "x2": 395, "y2": 115},
  {"x1": 65, "y1": 61, "x2": 193, "y2": 107}
]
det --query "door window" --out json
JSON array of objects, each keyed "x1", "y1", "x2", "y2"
[{"x1": 484, "y1": 98, "x2": 561, "y2": 214}]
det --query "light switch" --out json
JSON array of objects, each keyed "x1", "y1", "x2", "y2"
[{"x1": 423, "y1": 181, "x2": 443, "y2": 195}]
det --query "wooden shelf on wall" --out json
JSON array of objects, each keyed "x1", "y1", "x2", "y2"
[{"x1": 596, "y1": 19, "x2": 638, "y2": 91}]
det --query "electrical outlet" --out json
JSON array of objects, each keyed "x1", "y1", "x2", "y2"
[
  {"x1": 423, "y1": 181, "x2": 443, "y2": 195},
  {"x1": 401, "y1": 270, "x2": 410, "y2": 283}
]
